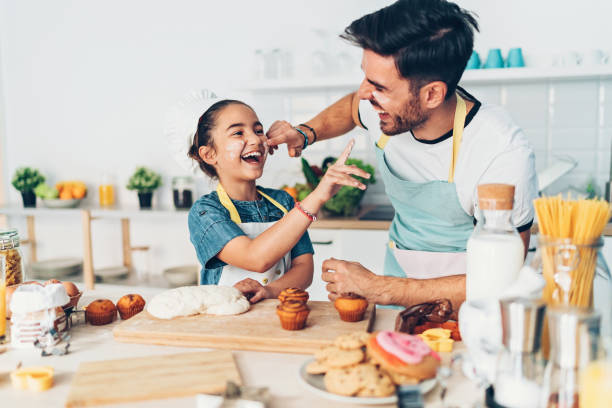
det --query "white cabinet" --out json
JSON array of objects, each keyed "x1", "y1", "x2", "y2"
[{"x1": 308, "y1": 228, "x2": 388, "y2": 301}]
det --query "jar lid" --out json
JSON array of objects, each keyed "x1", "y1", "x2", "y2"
[
  {"x1": 478, "y1": 184, "x2": 515, "y2": 210},
  {"x1": 0, "y1": 228, "x2": 20, "y2": 250}
]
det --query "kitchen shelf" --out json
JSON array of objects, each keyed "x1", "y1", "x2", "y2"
[
  {"x1": 237, "y1": 66, "x2": 612, "y2": 92},
  {"x1": 0, "y1": 205, "x2": 188, "y2": 290},
  {"x1": 0, "y1": 205, "x2": 189, "y2": 219}
]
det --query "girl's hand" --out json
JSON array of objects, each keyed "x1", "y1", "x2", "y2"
[
  {"x1": 234, "y1": 278, "x2": 273, "y2": 304},
  {"x1": 309, "y1": 139, "x2": 371, "y2": 205}
]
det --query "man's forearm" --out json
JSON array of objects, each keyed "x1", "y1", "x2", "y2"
[
  {"x1": 371, "y1": 274, "x2": 466, "y2": 317},
  {"x1": 304, "y1": 92, "x2": 357, "y2": 142}
]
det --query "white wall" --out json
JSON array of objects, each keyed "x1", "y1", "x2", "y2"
[{"x1": 1, "y1": 0, "x2": 611, "y2": 279}]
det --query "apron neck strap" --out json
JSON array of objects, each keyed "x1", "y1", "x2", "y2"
[
  {"x1": 376, "y1": 92, "x2": 468, "y2": 183},
  {"x1": 448, "y1": 94, "x2": 467, "y2": 184},
  {"x1": 216, "y1": 184, "x2": 288, "y2": 224}
]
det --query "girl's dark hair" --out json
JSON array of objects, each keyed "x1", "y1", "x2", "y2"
[
  {"x1": 187, "y1": 99, "x2": 251, "y2": 178},
  {"x1": 341, "y1": 0, "x2": 479, "y2": 98}
]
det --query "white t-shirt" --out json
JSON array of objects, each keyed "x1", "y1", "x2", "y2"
[{"x1": 357, "y1": 88, "x2": 537, "y2": 230}]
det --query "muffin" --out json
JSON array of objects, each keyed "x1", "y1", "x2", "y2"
[
  {"x1": 334, "y1": 294, "x2": 368, "y2": 322},
  {"x1": 116, "y1": 294, "x2": 146, "y2": 320},
  {"x1": 278, "y1": 288, "x2": 309, "y2": 304},
  {"x1": 276, "y1": 300, "x2": 310, "y2": 330},
  {"x1": 85, "y1": 299, "x2": 117, "y2": 325}
]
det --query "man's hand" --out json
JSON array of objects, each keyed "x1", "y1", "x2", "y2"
[
  {"x1": 321, "y1": 258, "x2": 378, "y2": 302},
  {"x1": 233, "y1": 278, "x2": 273, "y2": 304},
  {"x1": 266, "y1": 120, "x2": 305, "y2": 157}
]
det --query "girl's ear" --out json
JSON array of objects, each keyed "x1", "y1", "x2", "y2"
[{"x1": 199, "y1": 145, "x2": 217, "y2": 166}]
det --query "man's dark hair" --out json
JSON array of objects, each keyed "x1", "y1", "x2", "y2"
[{"x1": 341, "y1": 0, "x2": 479, "y2": 98}]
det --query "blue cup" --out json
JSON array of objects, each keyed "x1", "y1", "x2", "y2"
[
  {"x1": 506, "y1": 47, "x2": 525, "y2": 68},
  {"x1": 484, "y1": 48, "x2": 504, "y2": 69},
  {"x1": 466, "y1": 51, "x2": 481, "y2": 69}
]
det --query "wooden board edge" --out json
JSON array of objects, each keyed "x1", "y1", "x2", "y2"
[{"x1": 112, "y1": 334, "x2": 331, "y2": 354}]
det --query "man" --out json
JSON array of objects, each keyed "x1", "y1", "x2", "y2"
[{"x1": 266, "y1": 0, "x2": 537, "y2": 312}]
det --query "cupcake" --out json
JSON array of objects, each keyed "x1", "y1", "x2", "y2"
[
  {"x1": 334, "y1": 294, "x2": 368, "y2": 322},
  {"x1": 116, "y1": 294, "x2": 146, "y2": 320},
  {"x1": 278, "y1": 288, "x2": 309, "y2": 304},
  {"x1": 276, "y1": 300, "x2": 310, "y2": 330},
  {"x1": 85, "y1": 299, "x2": 117, "y2": 325}
]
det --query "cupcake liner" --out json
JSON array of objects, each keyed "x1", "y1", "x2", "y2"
[
  {"x1": 337, "y1": 309, "x2": 366, "y2": 322},
  {"x1": 86, "y1": 310, "x2": 116, "y2": 326},
  {"x1": 276, "y1": 309, "x2": 309, "y2": 330},
  {"x1": 118, "y1": 304, "x2": 144, "y2": 320}
]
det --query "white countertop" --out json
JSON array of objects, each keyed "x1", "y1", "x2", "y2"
[{"x1": 0, "y1": 284, "x2": 482, "y2": 408}]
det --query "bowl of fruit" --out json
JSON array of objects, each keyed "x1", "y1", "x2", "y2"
[{"x1": 36, "y1": 181, "x2": 87, "y2": 208}]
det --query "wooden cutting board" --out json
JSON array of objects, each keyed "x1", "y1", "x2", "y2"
[
  {"x1": 65, "y1": 350, "x2": 241, "y2": 407},
  {"x1": 113, "y1": 299, "x2": 375, "y2": 354}
]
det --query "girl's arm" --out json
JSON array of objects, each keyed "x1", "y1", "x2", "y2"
[
  {"x1": 234, "y1": 253, "x2": 313, "y2": 303},
  {"x1": 217, "y1": 140, "x2": 369, "y2": 272}
]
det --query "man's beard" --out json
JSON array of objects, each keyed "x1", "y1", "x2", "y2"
[{"x1": 378, "y1": 97, "x2": 428, "y2": 136}]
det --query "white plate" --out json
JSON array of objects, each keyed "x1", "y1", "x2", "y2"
[{"x1": 298, "y1": 358, "x2": 436, "y2": 405}]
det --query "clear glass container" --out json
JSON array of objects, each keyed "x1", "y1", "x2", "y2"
[
  {"x1": 493, "y1": 297, "x2": 546, "y2": 408},
  {"x1": 466, "y1": 184, "x2": 524, "y2": 301},
  {"x1": 0, "y1": 228, "x2": 25, "y2": 286},
  {"x1": 541, "y1": 306, "x2": 601, "y2": 408},
  {"x1": 172, "y1": 176, "x2": 194, "y2": 210}
]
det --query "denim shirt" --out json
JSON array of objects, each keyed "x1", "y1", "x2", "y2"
[{"x1": 188, "y1": 186, "x2": 314, "y2": 285}]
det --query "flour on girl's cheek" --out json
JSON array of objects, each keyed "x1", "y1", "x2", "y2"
[
  {"x1": 224, "y1": 140, "x2": 245, "y2": 161},
  {"x1": 262, "y1": 141, "x2": 269, "y2": 161}
]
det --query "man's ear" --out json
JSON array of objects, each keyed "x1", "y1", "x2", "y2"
[
  {"x1": 419, "y1": 81, "x2": 448, "y2": 109},
  {"x1": 199, "y1": 145, "x2": 217, "y2": 166}
]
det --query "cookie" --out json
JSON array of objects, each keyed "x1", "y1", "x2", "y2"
[
  {"x1": 314, "y1": 345, "x2": 338, "y2": 362},
  {"x1": 306, "y1": 360, "x2": 329, "y2": 375},
  {"x1": 334, "y1": 332, "x2": 371, "y2": 350},
  {"x1": 353, "y1": 363, "x2": 396, "y2": 397},
  {"x1": 324, "y1": 367, "x2": 361, "y2": 396},
  {"x1": 325, "y1": 348, "x2": 364, "y2": 368}
]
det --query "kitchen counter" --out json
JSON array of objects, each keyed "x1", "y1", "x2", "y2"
[{"x1": 0, "y1": 284, "x2": 482, "y2": 408}]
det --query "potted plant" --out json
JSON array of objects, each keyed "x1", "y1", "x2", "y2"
[
  {"x1": 11, "y1": 167, "x2": 46, "y2": 208},
  {"x1": 126, "y1": 166, "x2": 162, "y2": 209}
]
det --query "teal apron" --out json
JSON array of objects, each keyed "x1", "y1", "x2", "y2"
[{"x1": 375, "y1": 94, "x2": 475, "y2": 279}]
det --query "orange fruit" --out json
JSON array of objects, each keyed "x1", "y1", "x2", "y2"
[
  {"x1": 72, "y1": 186, "x2": 86, "y2": 199},
  {"x1": 59, "y1": 189, "x2": 73, "y2": 200},
  {"x1": 282, "y1": 186, "x2": 298, "y2": 201}
]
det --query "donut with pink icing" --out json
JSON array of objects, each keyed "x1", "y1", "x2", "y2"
[{"x1": 367, "y1": 330, "x2": 441, "y2": 381}]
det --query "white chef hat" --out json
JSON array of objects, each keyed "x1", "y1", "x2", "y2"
[{"x1": 165, "y1": 89, "x2": 221, "y2": 176}]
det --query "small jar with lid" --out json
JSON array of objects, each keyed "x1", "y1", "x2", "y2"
[
  {"x1": 0, "y1": 228, "x2": 25, "y2": 286},
  {"x1": 172, "y1": 176, "x2": 194, "y2": 210}
]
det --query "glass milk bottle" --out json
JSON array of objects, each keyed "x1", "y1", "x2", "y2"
[{"x1": 466, "y1": 184, "x2": 525, "y2": 301}]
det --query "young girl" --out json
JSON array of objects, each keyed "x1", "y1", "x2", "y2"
[{"x1": 187, "y1": 99, "x2": 369, "y2": 303}]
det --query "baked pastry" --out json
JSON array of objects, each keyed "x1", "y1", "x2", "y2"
[
  {"x1": 334, "y1": 294, "x2": 368, "y2": 322},
  {"x1": 116, "y1": 294, "x2": 146, "y2": 320},
  {"x1": 395, "y1": 299, "x2": 453, "y2": 333},
  {"x1": 277, "y1": 288, "x2": 309, "y2": 304},
  {"x1": 276, "y1": 300, "x2": 309, "y2": 330},
  {"x1": 85, "y1": 299, "x2": 117, "y2": 325},
  {"x1": 367, "y1": 330, "x2": 440, "y2": 382}
]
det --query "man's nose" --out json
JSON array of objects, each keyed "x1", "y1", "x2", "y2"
[{"x1": 357, "y1": 78, "x2": 373, "y2": 100}]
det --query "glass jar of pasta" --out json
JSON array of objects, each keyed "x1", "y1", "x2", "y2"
[{"x1": 0, "y1": 228, "x2": 24, "y2": 286}]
